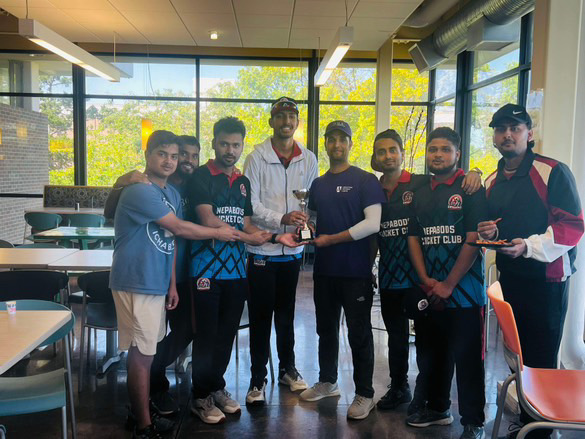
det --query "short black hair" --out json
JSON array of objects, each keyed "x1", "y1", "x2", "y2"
[
  {"x1": 427, "y1": 127, "x2": 461, "y2": 150},
  {"x1": 177, "y1": 135, "x2": 200, "y2": 149},
  {"x1": 213, "y1": 117, "x2": 246, "y2": 139},
  {"x1": 374, "y1": 129, "x2": 403, "y2": 151},
  {"x1": 146, "y1": 130, "x2": 178, "y2": 154}
]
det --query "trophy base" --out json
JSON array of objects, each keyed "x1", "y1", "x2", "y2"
[{"x1": 298, "y1": 228, "x2": 313, "y2": 242}]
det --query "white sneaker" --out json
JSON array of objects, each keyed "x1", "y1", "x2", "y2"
[
  {"x1": 299, "y1": 382, "x2": 341, "y2": 402},
  {"x1": 278, "y1": 367, "x2": 308, "y2": 392},
  {"x1": 190, "y1": 395, "x2": 226, "y2": 424},
  {"x1": 347, "y1": 395, "x2": 375, "y2": 420},
  {"x1": 246, "y1": 380, "x2": 267, "y2": 406},
  {"x1": 211, "y1": 388, "x2": 241, "y2": 414}
]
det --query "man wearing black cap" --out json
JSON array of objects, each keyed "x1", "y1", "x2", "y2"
[
  {"x1": 243, "y1": 97, "x2": 317, "y2": 405},
  {"x1": 478, "y1": 103, "x2": 583, "y2": 439},
  {"x1": 299, "y1": 121, "x2": 385, "y2": 421}
]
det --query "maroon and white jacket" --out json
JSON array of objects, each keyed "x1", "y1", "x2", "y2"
[{"x1": 485, "y1": 149, "x2": 584, "y2": 282}]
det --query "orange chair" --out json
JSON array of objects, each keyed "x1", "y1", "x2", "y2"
[{"x1": 488, "y1": 282, "x2": 585, "y2": 439}]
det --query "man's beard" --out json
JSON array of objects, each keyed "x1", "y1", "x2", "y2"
[{"x1": 429, "y1": 162, "x2": 457, "y2": 175}]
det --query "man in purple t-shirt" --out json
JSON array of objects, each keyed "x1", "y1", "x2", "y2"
[{"x1": 299, "y1": 121, "x2": 386, "y2": 421}]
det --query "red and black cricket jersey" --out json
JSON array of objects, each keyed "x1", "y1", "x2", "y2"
[
  {"x1": 485, "y1": 149, "x2": 584, "y2": 282},
  {"x1": 378, "y1": 170, "x2": 428, "y2": 290},
  {"x1": 409, "y1": 169, "x2": 487, "y2": 308},
  {"x1": 185, "y1": 160, "x2": 253, "y2": 280}
]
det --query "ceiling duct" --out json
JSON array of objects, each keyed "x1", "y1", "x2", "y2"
[{"x1": 408, "y1": 0, "x2": 534, "y2": 72}]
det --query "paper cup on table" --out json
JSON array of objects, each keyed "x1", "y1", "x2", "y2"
[{"x1": 6, "y1": 301, "x2": 16, "y2": 314}]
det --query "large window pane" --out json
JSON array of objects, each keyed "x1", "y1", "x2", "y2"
[
  {"x1": 86, "y1": 56, "x2": 197, "y2": 97},
  {"x1": 392, "y1": 64, "x2": 429, "y2": 102},
  {"x1": 435, "y1": 58, "x2": 457, "y2": 99},
  {"x1": 433, "y1": 99, "x2": 455, "y2": 130},
  {"x1": 200, "y1": 102, "x2": 308, "y2": 168},
  {"x1": 473, "y1": 43, "x2": 520, "y2": 84},
  {"x1": 319, "y1": 62, "x2": 376, "y2": 102},
  {"x1": 318, "y1": 104, "x2": 376, "y2": 175},
  {"x1": 0, "y1": 53, "x2": 73, "y2": 94},
  {"x1": 391, "y1": 105, "x2": 427, "y2": 174},
  {"x1": 200, "y1": 60, "x2": 308, "y2": 100},
  {"x1": 469, "y1": 76, "x2": 518, "y2": 174},
  {"x1": 86, "y1": 99, "x2": 197, "y2": 186}
]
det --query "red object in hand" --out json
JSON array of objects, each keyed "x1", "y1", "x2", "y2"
[{"x1": 419, "y1": 283, "x2": 445, "y2": 311}]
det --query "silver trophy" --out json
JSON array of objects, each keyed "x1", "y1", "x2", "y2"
[{"x1": 292, "y1": 189, "x2": 314, "y2": 242}]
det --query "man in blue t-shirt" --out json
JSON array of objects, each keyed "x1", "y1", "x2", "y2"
[
  {"x1": 105, "y1": 135, "x2": 202, "y2": 418},
  {"x1": 299, "y1": 121, "x2": 385, "y2": 421},
  {"x1": 110, "y1": 130, "x2": 239, "y2": 439},
  {"x1": 185, "y1": 117, "x2": 299, "y2": 425},
  {"x1": 407, "y1": 127, "x2": 487, "y2": 439}
]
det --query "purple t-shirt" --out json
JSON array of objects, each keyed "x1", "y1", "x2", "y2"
[{"x1": 309, "y1": 166, "x2": 385, "y2": 279}]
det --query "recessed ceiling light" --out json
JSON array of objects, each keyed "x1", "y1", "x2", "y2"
[{"x1": 209, "y1": 31, "x2": 218, "y2": 40}]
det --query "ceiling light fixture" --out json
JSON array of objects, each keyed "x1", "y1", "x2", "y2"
[
  {"x1": 0, "y1": 17, "x2": 120, "y2": 81},
  {"x1": 314, "y1": 26, "x2": 353, "y2": 87},
  {"x1": 209, "y1": 31, "x2": 218, "y2": 40}
]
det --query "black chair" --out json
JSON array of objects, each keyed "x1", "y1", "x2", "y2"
[
  {"x1": 0, "y1": 270, "x2": 69, "y2": 302},
  {"x1": 0, "y1": 239, "x2": 13, "y2": 248},
  {"x1": 77, "y1": 271, "x2": 117, "y2": 391}
]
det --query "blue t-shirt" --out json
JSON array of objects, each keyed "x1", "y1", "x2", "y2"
[
  {"x1": 308, "y1": 166, "x2": 385, "y2": 279},
  {"x1": 110, "y1": 183, "x2": 182, "y2": 295},
  {"x1": 169, "y1": 181, "x2": 188, "y2": 284}
]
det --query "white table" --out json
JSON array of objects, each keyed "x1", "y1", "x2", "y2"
[
  {"x1": 47, "y1": 250, "x2": 113, "y2": 271},
  {"x1": 26, "y1": 207, "x2": 104, "y2": 215},
  {"x1": 0, "y1": 248, "x2": 79, "y2": 269},
  {"x1": 0, "y1": 310, "x2": 71, "y2": 374}
]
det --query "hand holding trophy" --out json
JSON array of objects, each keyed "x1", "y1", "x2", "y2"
[{"x1": 292, "y1": 189, "x2": 314, "y2": 242}]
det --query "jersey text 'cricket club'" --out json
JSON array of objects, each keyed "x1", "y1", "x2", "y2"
[
  {"x1": 409, "y1": 169, "x2": 488, "y2": 308},
  {"x1": 378, "y1": 171, "x2": 428, "y2": 290},
  {"x1": 187, "y1": 161, "x2": 253, "y2": 280}
]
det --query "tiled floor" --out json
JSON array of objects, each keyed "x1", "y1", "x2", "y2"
[{"x1": 2, "y1": 267, "x2": 580, "y2": 438}]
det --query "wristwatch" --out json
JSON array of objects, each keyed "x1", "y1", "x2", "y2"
[
  {"x1": 470, "y1": 167, "x2": 483, "y2": 176},
  {"x1": 270, "y1": 233, "x2": 278, "y2": 244}
]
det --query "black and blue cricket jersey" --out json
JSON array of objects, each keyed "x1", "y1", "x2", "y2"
[
  {"x1": 378, "y1": 170, "x2": 428, "y2": 290},
  {"x1": 186, "y1": 160, "x2": 253, "y2": 280},
  {"x1": 409, "y1": 169, "x2": 487, "y2": 308}
]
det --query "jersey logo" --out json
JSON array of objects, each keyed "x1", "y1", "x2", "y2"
[
  {"x1": 240, "y1": 183, "x2": 247, "y2": 198},
  {"x1": 253, "y1": 259, "x2": 266, "y2": 267},
  {"x1": 418, "y1": 298, "x2": 429, "y2": 311},
  {"x1": 336, "y1": 186, "x2": 353, "y2": 193},
  {"x1": 447, "y1": 194, "x2": 463, "y2": 210},
  {"x1": 402, "y1": 191, "x2": 413, "y2": 205},
  {"x1": 196, "y1": 277, "x2": 211, "y2": 291}
]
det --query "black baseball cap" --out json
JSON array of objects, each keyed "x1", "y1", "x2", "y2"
[
  {"x1": 324, "y1": 120, "x2": 352, "y2": 138},
  {"x1": 489, "y1": 103, "x2": 532, "y2": 129}
]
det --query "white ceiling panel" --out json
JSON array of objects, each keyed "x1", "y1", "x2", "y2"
[
  {"x1": 240, "y1": 27, "x2": 289, "y2": 47},
  {"x1": 0, "y1": 0, "x2": 423, "y2": 50},
  {"x1": 232, "y1": 0, "x2": 294, "y2": 16},
  {"x1": 353, "y1": 2, "x2": 419, "y2": 18},
  {"x1": 238, "y1": 14, "x2": 290, "y2": 29},
  {"x1": 170, "y1": 0, "x2": 233, "y2": 14}
]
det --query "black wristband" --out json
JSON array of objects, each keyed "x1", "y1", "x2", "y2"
[{"x1": 270, "y1": 233, "x2": 278, "y2": 244}]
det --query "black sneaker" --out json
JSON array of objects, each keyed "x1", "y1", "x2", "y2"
[
  {"x1": 125, "y1": 406, "x2": 176, "y2": 433},
  {"x1": 460, "y1": 425, "x2": 485, "y2": 439},
  {"x1": 498, "y1": 421, "x2": 523, "y2": 439},
  {"x1": 376, "y1": 384, "x2": 413, "y2": 410},
  {"x1": 151, "y1": 391, "x2": 179, "y2": 416},
  {"x1": 133, "y1": 424, "x2": 162, "y2": 439},
  {"x1": 406, "y1": 408, "x2": 454, "y2": 427},
  {"x1": 407, "y1": 396, "x2": 426, "y2": 416}
]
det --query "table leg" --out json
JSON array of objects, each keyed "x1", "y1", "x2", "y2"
[{"x1": 97, "y1": 331, "x2": 121, "y2": 374}]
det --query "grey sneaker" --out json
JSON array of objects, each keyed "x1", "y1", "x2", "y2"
[
  {"x1": 278, "y1": 367, "x2": 308, "y2": 392},
  {"x1": 347, "y1": 395, "x2": 375, "y2": 420},
  {"x1": 299, "y1": 382, "x2": 341, "y2": 401},
  {"x1": 246, "y1": 380, "x2": 267, "y2": 406},
  {"x1": 460, "y1": 425, "x2": 485, "y2": 439},
  {"x1": 211, "y1": 388, "x2": 241, "y2": 414},
  {"x1": 190, "y1": 395, "x2": 226, "y2": 424}
]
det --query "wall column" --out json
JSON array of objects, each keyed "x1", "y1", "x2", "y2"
[
  {"x1": 375, "y1": 38, "x2": 393, "y2": 134},
  {"x1": 532, "y1": 0, "x2": 585, "y2": 369}
]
